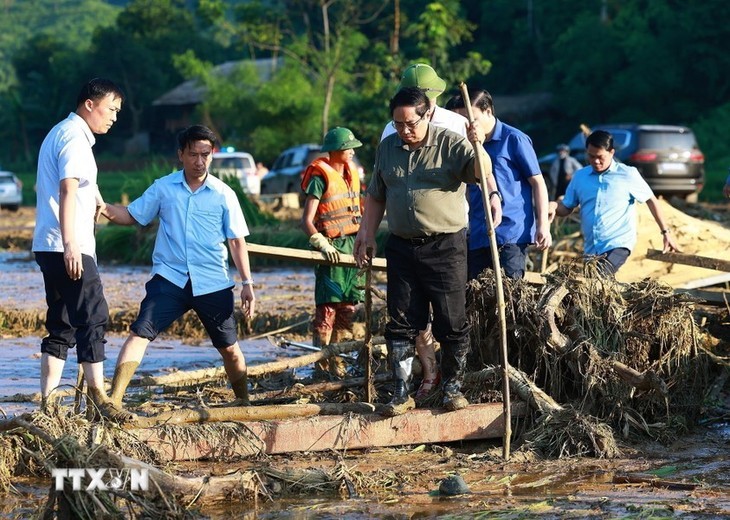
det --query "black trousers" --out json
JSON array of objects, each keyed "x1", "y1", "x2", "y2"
[
  {"x1": 35, "y1": 252, "x2": 108, "y2": 363},
  {"x1": 384, "y1": 231, "x2": 470, "y2": 346}
]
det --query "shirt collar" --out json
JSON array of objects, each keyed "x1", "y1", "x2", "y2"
[
  {"x1": 68, "y1": 112, "x2": 95, "y2": 147},
  {"x1": 591, "y1": 159, "x2": 618, "y2": 175}
]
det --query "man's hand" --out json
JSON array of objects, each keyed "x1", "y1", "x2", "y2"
[
  {"x1": 534, "y1": 224, "x2": 552, "y2": 250},
  {"x1": 662, "y1": 231, "x2": 681, "y2": 254},
  {"x1": 95, "y1": 189, "x2": 106, "y2": 223},
  {"x1": 240, "y1": 285, "x2": 255, "y2": 320},
  {"x1": 466, "y1": 119, "x2": 486, "y2": 144},
  {"x1": 309, "y1": 232, "x2": 340, "y2": 263},
  {"x1": 547, "y1": 201, "x2": 559, "y2": 223},
  {"x1": 353, "y1": 231, "x2": 376, "y2": 268},
  {"x1": 63, "y1": 242, "x2": 83, "y2": 280}
]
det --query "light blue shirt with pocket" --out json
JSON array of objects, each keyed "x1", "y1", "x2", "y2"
[
  {"x1": 562, "y1": 160, "x2": 654, "y2": 255},
  {"x1": 128, "y1": 170, "x2": 249, "y2": 296}
]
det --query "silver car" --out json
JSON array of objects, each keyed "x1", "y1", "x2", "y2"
[{"x1": 0, "y1": 171, "x2": 22, "y2": 211}]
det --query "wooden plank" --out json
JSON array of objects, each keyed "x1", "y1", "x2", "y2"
[
  {"x1": 129, "y1": 402, "x2": 523, "y2": 461},
  {"x1": 646, "y1": 249, "x2": 730, "y2": 273},
  {"x1": 246, "y1": 242, "x2": 548, "y2": 284},
  {"x1": 677, "y1": 273, "x2": 730, "y2": 290},
  {"x1": 247, "y1": 242, "x2": 387, "y2": 271},
  {"x1": 674, "y1": 288, "x2": 730, "y2": 305}
]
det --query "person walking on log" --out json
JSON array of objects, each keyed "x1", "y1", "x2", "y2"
[
  {"x1": 99, "y1": 125, "x2": 256, "y2": 416},
  {"x1": 300, "y1": 127, "x2": 365, "y2": 376},
  {"x1": 355, "y1": 87, "x2": 501, "y2": 416}
]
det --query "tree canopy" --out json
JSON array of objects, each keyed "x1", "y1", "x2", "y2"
[{"x1": 1, "y1": 0, "x2": 730, "y2": 190}]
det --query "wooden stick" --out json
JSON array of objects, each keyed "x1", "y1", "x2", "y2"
[
  {"x1": 132, "y1": 402, "x2": 378, "y2": 428},
  {"x1": 459, "y1": 82, "x2": 512, "y2": 460},
  {"x1": 363, "y1": 247, "x2": 375, "y2": 402},
  {"x1": 646, "y1": 249, "x2": 730, "y2": 272},
  {"x1": 128, "y1": 339, "x2": 374, "y2": 387},
  {"x1": 246, "y1": 242, "x2": 387, "y2": 271}
]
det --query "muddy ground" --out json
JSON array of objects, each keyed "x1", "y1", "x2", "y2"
[{"x1": 1, "y1": 206, "x2": 729, "y2": 518}]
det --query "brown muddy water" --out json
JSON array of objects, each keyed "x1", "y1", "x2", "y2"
[{"x1": 1, "y1": 252, "x2": 730, "y2": 519}]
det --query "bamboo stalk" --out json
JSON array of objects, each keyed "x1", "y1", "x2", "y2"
[
  {"x1": 363, "y1": 247, "x2": 375, "y2": 402},
  {"x1": 459, "y1": 82, "x2": 512, "y2": 460},
  {"x1": 246, "y1": 242, "x2": 387, "y2": 271}
]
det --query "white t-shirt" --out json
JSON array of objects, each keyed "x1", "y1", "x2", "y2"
[
  {"x1": 32, "y1": 112, "x2": 99, "y2": 257},
  {"x1": 380, "y1": 105, "x2": 468, "y2": 141}
]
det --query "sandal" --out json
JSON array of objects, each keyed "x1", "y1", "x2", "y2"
[{"x1": 415, "y1": 373, "x2": 441, "y2": 400}]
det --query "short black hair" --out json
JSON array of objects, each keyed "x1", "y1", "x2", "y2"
[
  {"x1": 177, "y1": 124, "x2": 218, "y2": 151},
  {"x1": 445, "y1": 88, "x2": 494, "y2": 114},
  {"x1": 75, "y1": 78, "x2": 125, "y2": 107},
  {"x1": 389, "y1": 87, "x2": 430, "y2": 118},
  {"x1": 586, "y1": 130, "x2": 614, "y2": 151}
]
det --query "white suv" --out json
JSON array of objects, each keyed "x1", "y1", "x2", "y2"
[
  {"x1": 0, "y1": 171, "x2": 22, "y2": 211},
  {"x1": 210, "y1": 151, "x2": 260, "y2": 195}
]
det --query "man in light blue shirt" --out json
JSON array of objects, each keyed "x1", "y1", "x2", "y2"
[
  {"x1": 549, "y1": 130, "x2": 679, "y2": 274},
  {"x1": 100, "y1": 125, "x2": 256, "y2": 416}
]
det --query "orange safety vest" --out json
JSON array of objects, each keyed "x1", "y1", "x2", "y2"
[{"x1": 301, "y1": 157, "x2": 362, "y2": 238}]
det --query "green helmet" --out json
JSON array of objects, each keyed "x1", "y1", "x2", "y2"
[{"x1": 321, "y1": 127, "x2": 363, "y2": 152}]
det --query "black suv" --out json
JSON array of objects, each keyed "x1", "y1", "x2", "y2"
[{"x1": 539, "y1": 124, "x2": 705, "y2": 202}]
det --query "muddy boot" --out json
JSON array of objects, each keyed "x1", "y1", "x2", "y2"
[
  {"x1": 109, "y1": 361, "x2": 140, "y2": 407},
  {"x1": 86, "y1": 386, "x2": 137, "y2": 423},
  {"x1": 441, "y1": 340, "x2": 470, "y2": 412},
  {"x1": 41, "y1": 393, "x2": 62, "y2": 417},
  {"x1": 382, "y1": 340, "x2": 416, "y2": 417},
  {"x1": 314, "y1": 329, "x2": 343, "y2": 378},
  {"x1": 230, "y1": 373, "x2": 250, "y2": 406}
]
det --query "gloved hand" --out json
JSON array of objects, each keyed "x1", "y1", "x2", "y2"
[{"x1": 309, "y1": 232, "x2": 340, "y2": 263}]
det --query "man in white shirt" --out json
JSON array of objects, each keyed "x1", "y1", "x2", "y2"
[{"x1": 33, "y1": 78, "x2": 126, "y2": 419}]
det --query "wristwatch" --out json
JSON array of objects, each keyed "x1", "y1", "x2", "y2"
[{"x1": 489, "y1": 191, "x2": 503, "y2": 203}]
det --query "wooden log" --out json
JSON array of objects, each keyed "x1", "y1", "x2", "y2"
[
  {"x1": 246, "y1": 242, "x2": 387, "y2": 271},
  {"x1": 646, "y1": 249, "x2": 730, "y2": 273},
  {"x1": 129, "y1": 338, "x2": 375, "y2": 388},
  {"x1": 249, "y1": 374, "x2": 392, "y2": 402},
  {"x1": 131, "y1": 402, "x2": 379, "y2": 428},
  {"x1": 130, "y1": 402, "x2": 523, "y2": 460},
  {"x1": 613, "y1": 474, "x2": 699, "y2": 490},
  {"x1": 610, "y1": 361, "x2": 668, "y2": 395}
]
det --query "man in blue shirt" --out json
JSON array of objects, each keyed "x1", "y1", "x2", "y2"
[
  {"x1": 446, "y1": 89, "x2": 552, "y2": 280},
  {"x1": 100, "y1": 125, "x2": 256, "y2": 417},
  {"x1": 549, "y1": 130, "x2": 679, "y2": 274}
]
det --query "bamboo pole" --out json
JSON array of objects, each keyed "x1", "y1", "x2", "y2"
[
  {"x1": 363, "y1": 247, "x2": 375, "y2": 402},
  {"x1": 459, "y1": 82, "x2": 512, "y2": 460},
  {"x1": 246, "y1": 242, "x2": 387, "y2": 271}
]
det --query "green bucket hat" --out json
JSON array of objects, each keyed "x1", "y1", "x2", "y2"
[
  {"x1": 396, "y1": 63, "x2": 447, "y2": 100},
  {"x1": 321, "y1": 127, "x2": 363, "y2": 152}
]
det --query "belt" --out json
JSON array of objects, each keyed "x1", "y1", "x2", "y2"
[{"x1": 398, "y1": 233, "x2": 448, "y2": 245}]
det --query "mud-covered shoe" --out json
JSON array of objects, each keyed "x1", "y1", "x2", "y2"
[
  {"x1": 97, "y1": 401, "x2": 138, "y2": 423},
  {"x1": 381, "y1": 395, "x2": 415, "y2": 417},
  {"x1": 443, "y1": 392, "x2": 469, "y2": 412}
]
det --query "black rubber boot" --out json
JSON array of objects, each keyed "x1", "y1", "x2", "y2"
[
  {"x1": 382, "y1": 339, "x2": 416, "y2": 417},
  {"x1": 441, "y1": 340, "x2": 470, "y2": 411}
]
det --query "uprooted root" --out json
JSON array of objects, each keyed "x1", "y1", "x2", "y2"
[{"x1": 467, "y1": 260, "x2": 715, "y2": 454}]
